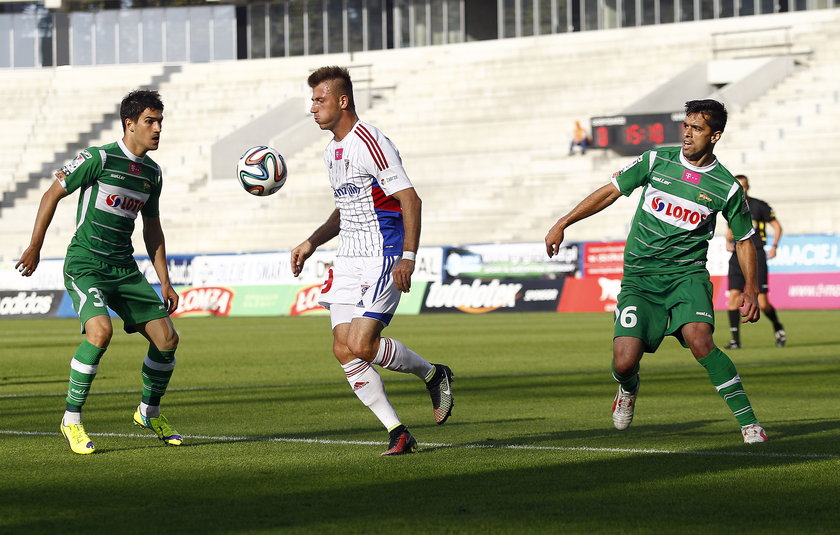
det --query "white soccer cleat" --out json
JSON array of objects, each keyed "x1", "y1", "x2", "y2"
[
  {"x1": 611, "y1": 383, "x2": 638, "y2": 430},
  {"x1": 741, "y1": 423, "x2": 768, "y2": 444}
]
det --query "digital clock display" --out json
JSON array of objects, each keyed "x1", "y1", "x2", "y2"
[{"x1": 590, "y1": 112, "x2": 684, "y2": 155}]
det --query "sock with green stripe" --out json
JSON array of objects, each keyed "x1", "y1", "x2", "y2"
[
  {"x1": 64, "y1": 340, "x2": 107, "y2": 420},
  {"x1": 698, "y1": 348, "x2": 757, "y2": 426},
  {"x1": 141, "y1": 346, "x2": 176, "y2": 417},
  {"x1": 612, "y1": 360, "x2": 640, "y2": 393}
]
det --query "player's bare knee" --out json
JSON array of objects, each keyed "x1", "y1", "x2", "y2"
[
  {"x1": 332, "y1": 340, "x2": 355, "y2": 362},
  {"x1": 346, "y1": 336, "x2": 376, "y2": 362},
  {"x1": 157, "y1": 330, "x2": 179, "y2": 351},
  {"x1": 84, "y1": 321, "x2": 113, "y2": 348}
]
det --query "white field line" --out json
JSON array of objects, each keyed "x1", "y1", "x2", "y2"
[{"x1": 1, "y1": 429, "x2": 837, "y2": 460}]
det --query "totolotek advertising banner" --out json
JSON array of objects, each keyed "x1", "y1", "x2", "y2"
[{"x1": 421, "y1": 277, "x2": 565, "y2": 314}]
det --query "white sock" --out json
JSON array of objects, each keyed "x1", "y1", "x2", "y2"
[
  {"x1": 373, "y1": 337, "x2": 435, "y2": 381},
  {"x1": 63, "y1": 411, "x2": 81, "y2": 425},
  {"x1": 139, "y1": 402, "x2": 160, "y2": 418},
  {"x1": 341, "y1": 358, "x2": 401, "y2": 430}
]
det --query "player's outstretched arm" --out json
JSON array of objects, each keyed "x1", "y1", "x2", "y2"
[
  {"x1": 143, "y1": 215, "x2": 179, "y2": 314},
  {"x1": 391, "y1": 188, "x2": 421, "y2": 293},
  {"x1": 291, "y1": 209, "x2": 341, "y2": 276},
  {"x1": 734, "y1": 239, "x2": 760, "y2": 323},
  {"x1": 16, "y1": 180, "x2": 68, "y2": 277},
  {"x1": 545, "y1": 183, "x2": 621, "y2": 258}
]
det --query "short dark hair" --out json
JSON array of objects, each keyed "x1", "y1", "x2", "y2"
[
  {"x1": 684, "y1": 99, "x2": 727, "y2": 133},
  {"x1": 120, "y1": 90, "x2": 163, "y2": 132},
  {"x1": 307, "y1": 66, "x2": 355, "y2": 111}
]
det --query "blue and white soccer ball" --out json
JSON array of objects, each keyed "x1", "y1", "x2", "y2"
[{"x1": 237, "y1": 145, "x2": 287, "y2": 196}]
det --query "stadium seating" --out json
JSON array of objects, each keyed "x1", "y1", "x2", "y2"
[{"x1": 0, "y1": 8, "x2": 838, "y2": 262}]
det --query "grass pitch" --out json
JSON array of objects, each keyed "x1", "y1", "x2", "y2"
[{"x1": 2, "y1": 310, "x2": 839, "y2": 534}]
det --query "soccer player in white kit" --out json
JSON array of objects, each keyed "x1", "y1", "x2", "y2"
[{"x1": 291, "y1": 66, "x2": 454, "y2": 455}]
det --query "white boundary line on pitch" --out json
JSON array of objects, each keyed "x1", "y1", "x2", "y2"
[{"x1": 1, "y1": 429, "x2": 837, "y2": 460}]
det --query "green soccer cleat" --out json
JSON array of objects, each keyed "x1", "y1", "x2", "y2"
[
  {"x1": 133, "y1": 408, "x2": 183, "y2": 446},
  {"x1": 60, "y1": 421, "x2": 95, "y2": 455}
]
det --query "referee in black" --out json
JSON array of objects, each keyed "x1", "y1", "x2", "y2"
[{"x1": 725, "y1": 174, "x2": 786, "y2": 349}]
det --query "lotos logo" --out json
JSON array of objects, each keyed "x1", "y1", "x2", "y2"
[
  {"x1": 649, "y1": 196, "x2": 709, "y2": 226},
  {"x1": 106, "y1": 194, "x2": 144, "y2": 213},
  {"x1": 291, "y1": 284, "x2": 327, "y2": 316},
  {"x1": 172, "y1": 287, "x2": 233, "y2": 317}
]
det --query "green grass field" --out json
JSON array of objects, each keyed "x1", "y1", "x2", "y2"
[{"x1": 2, "y1": 310, "x2": 839, "y2": 534}]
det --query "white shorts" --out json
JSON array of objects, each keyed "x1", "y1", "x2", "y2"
[{"x1": 318, "y1": 255, "x2": 402, "y2": 327}]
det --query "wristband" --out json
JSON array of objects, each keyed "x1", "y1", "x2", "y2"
[{"x1": 402, "y1": 251, "x2": 416, "y2": 261}]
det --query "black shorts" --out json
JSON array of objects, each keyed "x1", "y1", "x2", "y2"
[{"x1": 728, "y1": 252, "x2": 769, "y2": 294}]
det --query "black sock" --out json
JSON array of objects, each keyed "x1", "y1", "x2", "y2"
[
  {"x1": 764, "y1": 306, "x2": 783, "y2": 331},
  {"x1": 727, "y1": 309, "x2": 741, "y2": 344}
]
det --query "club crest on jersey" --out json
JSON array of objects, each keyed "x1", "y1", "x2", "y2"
[
  {"x1": 681, "y1": 170, "x2": 701, "y2": 184},
  {"x1": 344, "y1": 159, "x2": 350, "y2": 171},
  {"x1": 129, "y1": 162, "x2": 142, "y2": 175},
  {"x1": 698, "y1": 192, "x2": 712, "y2": 203},
  {"x1": 335, "y1": 148, "x2": 343, "y2": 160}
]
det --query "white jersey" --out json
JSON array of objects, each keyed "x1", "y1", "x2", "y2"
[{"x1": 324, "y1": 120, "x2": 413, "y2": 257}]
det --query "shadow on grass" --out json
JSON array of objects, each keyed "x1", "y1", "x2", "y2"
[{"x1": 4, "y1": 422, "x2": 839, "y2": 535}]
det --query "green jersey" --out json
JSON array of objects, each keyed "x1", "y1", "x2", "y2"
[
  {"x1": 57, "y1": 140, "x2": 163, "y2": 267},
  {"x1": 611, "y1": 146, "x2": 754, "y2": 276}
]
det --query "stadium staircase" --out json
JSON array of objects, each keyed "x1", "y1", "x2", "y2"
[{"x1": 1, "y1": 9, "x2": 838, "y2": 262}]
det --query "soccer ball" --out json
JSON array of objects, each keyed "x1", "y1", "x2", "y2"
[{"x1": 237, "y1": 146, "x2": 287, "y2": 196}]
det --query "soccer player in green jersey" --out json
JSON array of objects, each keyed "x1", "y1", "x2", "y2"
[
  {"x1": 545, "y1": 99, "x2": 768, "y2": 444},
  {"x1": 16, "y1": 90, "x2": 184, "y2": 454}
]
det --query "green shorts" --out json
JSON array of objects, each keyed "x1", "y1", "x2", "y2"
[
  {"x1": 63, "y1": 255, "x2": 168, "y2": 334},
  {"x1": 613, "y1": 272, "x2": 715, "y2": 353}
]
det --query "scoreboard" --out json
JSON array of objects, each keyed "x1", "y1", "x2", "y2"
[{"x1": 590, "y1": 112, "x2": 685, "y2": 155}]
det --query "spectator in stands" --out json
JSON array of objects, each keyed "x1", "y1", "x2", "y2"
[
  {"x1": 545, "y1": 99, "x2": 768, "y2": 444},
  {"x1": 725, "y1": 174, "x2": 786, "y2": 349},
  {"x1": 15, "y1": 90, "x2": 183, "y2": 454},
  {"x1": 569, "y1": 120, "x2": 591, "y2": 155},
  {"x1": 290, "y1": 66, "x2": 453, "y2": 456}
]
